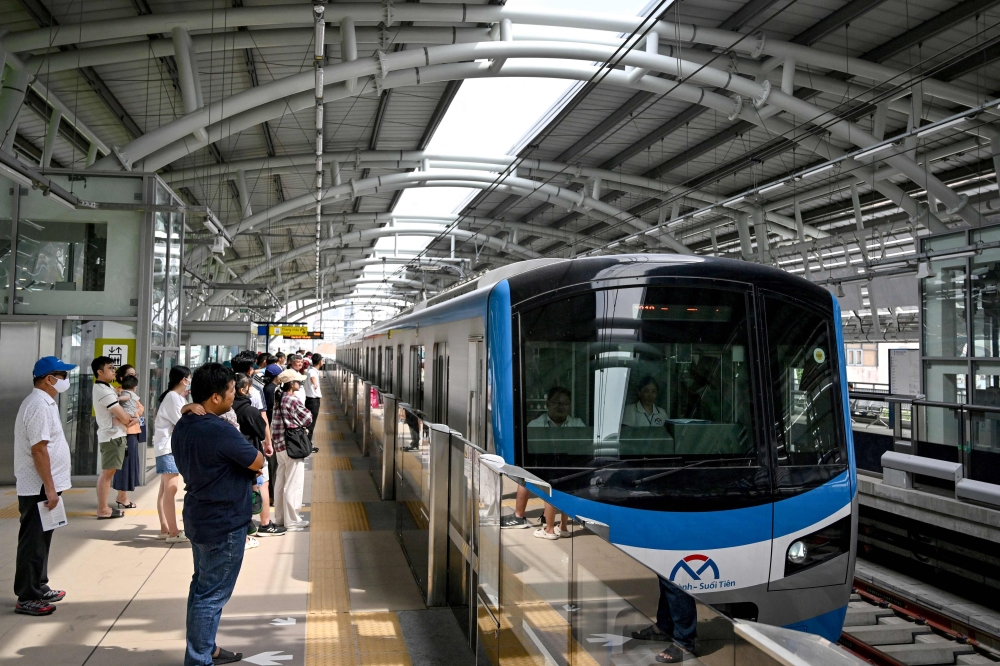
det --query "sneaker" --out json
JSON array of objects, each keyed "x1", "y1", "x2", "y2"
[
  {"x1": 286, "y1": 521, "x2": 310, "y2": 531},
  {"x1": 533, "y1": 528, "x2": 559, "y2": 540},
  {"x1": 247, "y1": 522, "x2": 258, "y2": 536},
  {"x1": 40, "y1": 590, "x2": 65, "y2": 603},
  {"x1": 15, "y1": 599, "x2": 56, "y2": 616},
  {"x1": 257, "y1": 523, "x2": 287, "y2": 537},
  {"x1": 500, "y1": 515, "x2": 529, "y2": 529},
  {"x1": 166, "y1": 532, "x2": 189, "y2": 544},
  {"x1": 246, "y1": 536, "x2": 259, "y2": 550}
]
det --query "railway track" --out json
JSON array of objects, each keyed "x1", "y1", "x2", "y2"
[{"x1": 838, "y1": 578, "x2": 1000, "y2": 666}]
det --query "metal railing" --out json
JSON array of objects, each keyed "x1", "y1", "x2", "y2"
[
  {"x1": 333, "y1": 366, "x2": 867, "y2": 665},
  {"x1": 847, "y1": 387, "x2": 1000, "y2": 485}
]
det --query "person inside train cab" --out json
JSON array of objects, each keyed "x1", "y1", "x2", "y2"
[
  {"x1": 526, "y1": 386, "x2": 585, "y2": 428},
  {"x1": 621, "y1": 376, "x2": 668, "y2": 428}
]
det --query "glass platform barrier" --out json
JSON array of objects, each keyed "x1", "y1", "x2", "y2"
[{"x1": 332, "y1": 367, "x2": 866, "y2": 666}]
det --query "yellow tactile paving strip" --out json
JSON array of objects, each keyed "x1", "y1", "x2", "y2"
[
  {"x1": 306, "y1": 380, "x2": 412, "y2": 666},
  {"x1": 0, "y1": 501, "x2": 19, "y2": 519}
]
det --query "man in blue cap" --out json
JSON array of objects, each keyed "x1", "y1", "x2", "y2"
[{"x1": 12, "y1": 356, "x2": 76, "y2": 616}]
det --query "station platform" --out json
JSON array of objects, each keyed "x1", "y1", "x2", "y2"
[{"x1": 0, "y1": 379, "x2": 473, "y2": 665}]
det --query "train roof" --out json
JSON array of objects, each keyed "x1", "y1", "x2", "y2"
[{"x1": 339, "y1": 255, "x2": 832, "y2": 344}]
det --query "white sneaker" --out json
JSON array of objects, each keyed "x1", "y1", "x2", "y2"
[
  {"x1": 533, "y1": 528, "x2": 559, "y2": 541},
  {"x1": 166, "y1": 531, "x2": 189, "y2": 543},
  {"x1": 246, "y1": 536, "x2": 260, "y2": 549},
  {"x1": 156, "y1": 532, "x2": 169, "y2": 540}
]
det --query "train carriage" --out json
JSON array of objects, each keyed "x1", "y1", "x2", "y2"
[{"x1": 339, "y1": 254, "x2": 857, "y2": 641}]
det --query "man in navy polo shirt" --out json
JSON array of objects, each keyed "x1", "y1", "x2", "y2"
[{"x1": 172, "y1": 363, "x2": 264, "y2": 666}]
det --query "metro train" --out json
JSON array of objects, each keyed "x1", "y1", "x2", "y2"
[{"x1": 338, "y1": 255, "x2": 857, "y2": 641}]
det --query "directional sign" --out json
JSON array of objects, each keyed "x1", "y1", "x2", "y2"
[
  {"x1": 284, "y1": 331, "x2": 323, "y2": 340},
  {"x1": 244, "y1": 651, "x2": 293, "y2": 665},
  {"x1": 586, "y1": 634, "x2": 631, "y2": 647},
  {"x1": 270, "y1": 325, "x2": 308, "y2": 337},
  {"x1": 270, "y1": 617, "x2": 297, "y2": 626}
]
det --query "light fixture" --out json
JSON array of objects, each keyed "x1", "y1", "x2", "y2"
[
  {"x1": 855, "y1": 143, "x2": 893, "y2": 159},
  {"x1": 693, "y1": 207, "x2": 715, "y2": 218},
  {"x1": 799, "y1": 163, "x2": 835, "y2": 179},
  {"x1": 916, "y1": 117, "x2": 968, "y2": 138},
  {"x1": 758, "y1": 181, "x2": 785, "y2": 194},
  {"x1": 720, "y1": 195, "x2": 746, "y2": 206},
  {"x1": 0, "y1": 161, "x2": 32, "y2": 188},
  {"x1": 835, "y1": 283, "x2": 845, "y2": 298},
  {"x1": 42, "y1": 189, "x2": 77, "y2": 210},
  {"x1": 915, "y1": 261, "x2": 936, "y2": 279}
]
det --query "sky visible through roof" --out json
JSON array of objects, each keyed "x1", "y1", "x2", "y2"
[{"x1": 310, "y1": 0, "x2": 652, "y2": 336}]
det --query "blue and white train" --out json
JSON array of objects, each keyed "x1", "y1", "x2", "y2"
[{"x1": 339, "y1": 255, "x2": 857, "y2": 641}]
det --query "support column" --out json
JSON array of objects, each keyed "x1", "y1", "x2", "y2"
[
  {"x1": 793, "y1": 197, "x2": 806, "y2": 241},
  {"x1": 489, "y1": 18, "x2": 512, "y2": 73},
  {"x1": 850, "y1": 183, "x2": 865, "y2": 231},
  {"x1": 0, "y1": 65, "x2": 29, "y2": 154},
  {"x1": 234, "y1": 169, "x2": 253, "y2": 219},
  {"x1": 340, "y1": 17, "x2": 357, "y2": 91},
  {"x1": 171, "y1": 27, "x2": 209, "y2": 143},
  {"x1": 736, "y1": 213, "x2": 753, "y2": 260},
  {"x1": 752, "y1": 206, "x2": 769, "y2": 263},
  {"x1": 40, "y1": 106, "x2": 61, "y2": 168}
]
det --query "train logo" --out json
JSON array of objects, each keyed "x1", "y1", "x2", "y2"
[{"x1": 669, "y1": 554, "x2": 737, "y2": 592}]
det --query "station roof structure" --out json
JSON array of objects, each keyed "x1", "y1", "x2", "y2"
[{"x1": 1, "y1": 0, "x2": 997, "y2": 328}]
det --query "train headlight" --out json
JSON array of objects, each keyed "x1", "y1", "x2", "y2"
[
  {"x1": 783, "y1": 515, "x2": 852, "y2": 577},
  {"x1": 787, "y1": 540, "x2": 808, "y2": 564}
]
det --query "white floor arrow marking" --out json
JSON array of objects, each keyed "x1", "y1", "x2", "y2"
[
  {"x1": 586, "y1": 633, "x2": 632, "y2": 647},
  {"x1": 243, "y1": 651, "x2": 294, "y2": 665},
  {"x1": 270, "y1": 617, "x2": 297, "y2": 625}
]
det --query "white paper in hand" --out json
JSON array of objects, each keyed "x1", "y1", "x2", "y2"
[{"x1": 37, "y1": 497, "x2": 68, "y2": 531}]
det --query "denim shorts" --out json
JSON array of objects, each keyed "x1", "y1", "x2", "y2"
[{"x1": 155, "y1": 453, "x2": 179, "y2": 474}]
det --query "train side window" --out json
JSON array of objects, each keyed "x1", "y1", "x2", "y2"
[
  {"x1": 433, "y1": 343, "x2": 449, "y2": 424},
  {"x1": 762, "y1": 293, "x2": 848, "y2": 492},
  {"x1": 384, "y1": 345, "x2": 394, "y2": 394},
  {"x1": 396, "y1": 345, "x2": 403, "y2": 398}
]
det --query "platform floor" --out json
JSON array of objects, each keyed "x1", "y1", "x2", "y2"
[{"x1": 0, "y1": 380, "x2": 473, "y2": 665}]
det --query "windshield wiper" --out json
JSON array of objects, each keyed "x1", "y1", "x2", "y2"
[
  {"x1": 549, "y1": 457, "x2": 682, "y2": 486},
  {"x1": 632, "y1": 456, "x2": 754, "y2": 486}
]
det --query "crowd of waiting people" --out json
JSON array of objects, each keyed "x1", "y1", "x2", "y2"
[{"x1": 12, "y1": 349, "x2": 325, "y2": 665}]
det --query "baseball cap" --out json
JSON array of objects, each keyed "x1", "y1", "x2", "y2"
[
  {"x1": 33, "y1": 356, "x2": 77, "y2": 378},
  {"x1": 265, "y1": 363, "x2": 283, "y2": 377}
]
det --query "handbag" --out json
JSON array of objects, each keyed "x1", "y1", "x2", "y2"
[{"x1": 283, "y1": 426, "x2": 313, "y2": 459}]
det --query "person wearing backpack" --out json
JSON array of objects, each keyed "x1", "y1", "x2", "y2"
[
  {"x1": 232, "y1": 374, "x2": 286, "y2": 538},
  {"x1": 271, "y1": 369, "x2": 313, "y2": 531}
]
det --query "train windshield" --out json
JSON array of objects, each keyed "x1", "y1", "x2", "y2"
[{"x1": 519, "y1": 283, "x2": 768, "y2": 511}]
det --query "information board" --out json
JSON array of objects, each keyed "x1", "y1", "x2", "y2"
[
  {"x1": 270, "y1": 325, "x2": 308, "y2": 337},
  {"x1": 889, "y1": 348, "x2": 921, "y2": 396}
]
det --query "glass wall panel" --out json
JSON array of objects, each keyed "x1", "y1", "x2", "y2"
[
  {"x1": 970, "y1": 361, "x2": 1000, "y2": 484},
  {"x1": 921, "y1": 257, "x2": 968, "y2": 358},
  {"x1": 151, "y1": 213, "x2": 167, "y2": 346},
  {"x1": 59, "y1": 319, "x2": 137, "y2": 475},
  {"x1": 922, "y1": 231, "x2": 966, "y2": 253},
  {"x1": 971, "y1": 228, "x2": 1000, "y2": 357},
  {"x1": 920, "y1": 361, "x2": 966, "y2": 462},
  {"x1": 14, "y1": 202, "x2": 140, "y2": 316},
  {"x1": 166, "y1": 212, "x2": 182, "y2": 347},
  {"x1": 0, "y1": 175, "x2": 12, "y2": 311}
]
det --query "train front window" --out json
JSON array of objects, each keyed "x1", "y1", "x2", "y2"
[
  {"x1": 519, "y1": 284, "x2": 767, "y2": 511},
  {"x1": 763, "y1": 294, "x2": 847, "y2": 492}
]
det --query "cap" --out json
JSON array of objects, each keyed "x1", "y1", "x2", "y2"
[
  {"x1": 276, "y1": 369, "x2": 307, "y2": 384},
  {"x1": 33, "y1": 356, "x2": 76, "y2": 378},
  {"x1": 265, "y1": 363, "x2": 283, "y2": 377}
]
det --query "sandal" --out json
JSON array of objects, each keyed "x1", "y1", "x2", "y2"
[
  {"x1": 116, "y1": 501, "x2": 137, "y2": 509},
  {"x1": 212, "y1": 647, "x2": 243, "y2": 664},
  {"x1": 632, "y1": 624, "x2": 670, "y2": 642},
  {"x1": 655, "y1": 644, "x2": 692, "y2": 663},
  {"x1": 97, "y1": 509, "x2": 125, "y2": 519}
]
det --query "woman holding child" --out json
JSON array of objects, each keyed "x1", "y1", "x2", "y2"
[{"x1": 111, "y1": 364, "x2": 144, "y2": 509}]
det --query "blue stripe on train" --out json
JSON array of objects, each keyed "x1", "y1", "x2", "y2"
[
  {"x1": 529, "y1": 470, "x2": 851, "y2": 551},
  {"x1": 783, "y1": 604, "x2": 848, "y2": 643},
  {"x1": 488, "y1": 280, "x2": 515, "y2": 463}
]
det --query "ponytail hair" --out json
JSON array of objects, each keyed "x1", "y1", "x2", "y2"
[{"x1": 159, "y1": 365, "x2": 191, "y2": 404}]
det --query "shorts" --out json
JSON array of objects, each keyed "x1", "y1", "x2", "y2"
[
  {"x1": 258, "y1": 458, "x2": 270, "y2": 484},
  {"x1": 100, "y1": 436, "x2": 127, "y2": 470},
  {"x1": 155, "y1": 453, "x2": 179, "y2": 475}
]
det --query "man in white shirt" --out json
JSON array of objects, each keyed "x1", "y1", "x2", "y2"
[
  {"x1": 91, "y1": 356, "x2": 135, "y2": 520},
  {"x1": 503, "y1": 386, "x2": 584, "y2": 532},
  {"x1": 304, "y1": 354, "x2": 324, "y2": 438},
  {"x1": 13, "y1": 356, "x2": 77, "y2": 616}
]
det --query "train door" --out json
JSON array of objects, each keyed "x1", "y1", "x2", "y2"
[
  {"x1": 761, "y1": 293, "x2": 853, "y2": 592},
  {"x1": 397, "y1": 345, "x2": 404, "y2": 398},
  {"x1": 467, "y1": 336, "x2": 484, "y2": 446},
  {"x1": 433, "y1": 342, "x2": 449, "y2": 424},
  {"x1": 410, "y1": 345, "x2": 425, "y2": 411},
  {"x1": 384, "y1": 345, "x2": 394, "y2": 394}
]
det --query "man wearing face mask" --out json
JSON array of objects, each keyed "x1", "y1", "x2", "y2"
[{"x1": 12, "y1": 356, "x2": 77, "y2": 616}]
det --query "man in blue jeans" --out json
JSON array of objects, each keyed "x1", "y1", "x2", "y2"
[
  {"x1": 172, "y1": 363, "x2": 264, "y2": 666},
  {"x1": 632, "y1": 577, "x2": 697, "y2": 663}
]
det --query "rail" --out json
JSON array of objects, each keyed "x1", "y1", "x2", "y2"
[{"x1": 329, "y1": 363, "x2": 869, "y2": 665}]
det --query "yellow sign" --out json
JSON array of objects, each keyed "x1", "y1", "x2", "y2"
[{"x1": 270, "y1": 325, "x2": 308, "y2": 337}]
